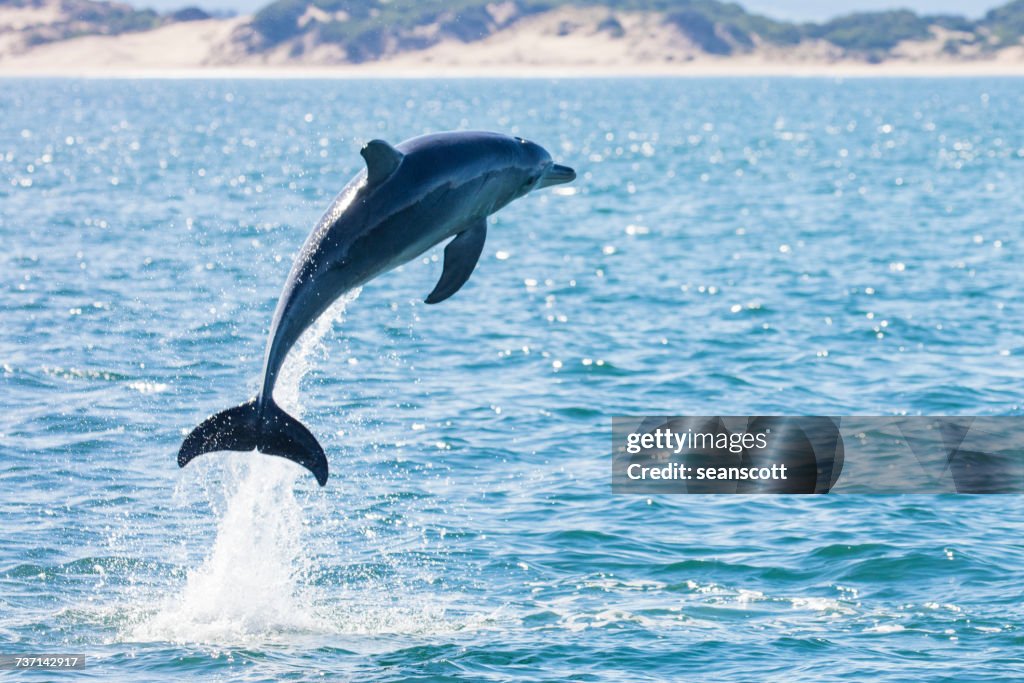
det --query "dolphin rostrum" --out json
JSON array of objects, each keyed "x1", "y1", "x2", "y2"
[{"x1": 178, "y1": 131, "x2": 576, "y2": 485}]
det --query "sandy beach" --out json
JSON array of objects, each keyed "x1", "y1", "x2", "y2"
[
  {"x1": 6, "y1": 59, "x2": 1024, "y2": 79},
  {"x1": 6, "y1": 61, "x2": 1024, "y2": 78}
]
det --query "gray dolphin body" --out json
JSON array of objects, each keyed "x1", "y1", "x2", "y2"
[{"x1": 178, "y1": 131, "x2": 575, "y2": 485}]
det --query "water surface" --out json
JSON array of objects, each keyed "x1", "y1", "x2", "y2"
[{"x1": 2, "y1": 78, "x2": 1023, "y2": 680}]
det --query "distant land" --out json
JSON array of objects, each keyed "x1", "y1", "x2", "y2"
[{"x1": 2, "y1": 0, "x2": 1024, "y2": 75}]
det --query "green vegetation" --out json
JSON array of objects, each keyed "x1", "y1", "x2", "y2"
[
  {"x1": 805, "y1": 10, "x2": 931, "y2": 52},
  {"x1": 8, "y1": 0, "x2": 205, "y2": 48},
  {"x1": 246, "y1": 0, "x2": 803, "y2": 56},
  {"x1": 170, "y1": 7, "x2": 212, "y2": 22},
  {"x1": 10, "y1": 0, "x2": 1024, "y2": 61},
  {"x1": 245, "y1": 0, "x2": 1002, "y2": 58},
  {"x1": 250, "y1": 0, "x2": 309, "y2": 44},
  {"x1": 982, "y1": 0, "x2": 1024, "y2": 45},
  {"x1": 596, "y1": 15, "x2": 624, "y2": 38},
  {"x1": 666, "y1": 10, "x2": 732, "y2": 54},
  {"x1": 253, "y1": 0, "x2": 506, "y2": 45}
]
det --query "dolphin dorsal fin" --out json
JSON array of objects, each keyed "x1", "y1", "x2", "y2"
[{"x1": 360, "y1": 139, "x2": 403, "y2": 185}]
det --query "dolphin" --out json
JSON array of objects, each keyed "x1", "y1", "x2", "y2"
[{"x1": 178, "y1": 131, "x2": 575, "y2": 485}]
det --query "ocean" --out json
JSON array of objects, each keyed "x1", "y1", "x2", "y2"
[{"x1": 2, "y1": 77, "x2": 1023, "y2": 680}]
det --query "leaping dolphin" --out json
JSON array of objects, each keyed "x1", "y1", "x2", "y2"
[{"x1": 178, "y1": 131, "x2": 576, "y2": 485}]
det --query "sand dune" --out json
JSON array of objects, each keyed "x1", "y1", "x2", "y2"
[
  {"x1": 2, "y1": 5, "x2": 1023, "y2": 77},
  {"x1": 0, "y1": 18, "x2": 245, "y2": 71}
]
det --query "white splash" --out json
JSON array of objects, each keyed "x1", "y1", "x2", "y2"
[
  {"x1": 135, "y1": 460, "x2": 324, "y2": 643},
  {"x1": 133, "y1": 290, "x2": 362, "y2": 645}
]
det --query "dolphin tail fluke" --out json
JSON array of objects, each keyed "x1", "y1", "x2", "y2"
[
  {"x1": 255, "y1": 399, "x2": 329, "y2": 485},
  {"x1": 177, "y1": 398, "x2": 329, "y2": 486}
]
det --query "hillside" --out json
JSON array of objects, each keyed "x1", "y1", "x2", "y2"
[
  {"x1": 231, "y1": 0, "x2": 1024, "y2": 64},
  {"x1": 234, "y1": 0, "x2": 797, "y2": 62},
  {"x1": 2, "y1": 0, "x2": 1024, "y2": 73},
  {"x1": 0, "y1": 0, "x2": 212, "y2": 57}
]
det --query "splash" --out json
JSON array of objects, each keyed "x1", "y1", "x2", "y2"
[
  {"x1": 133, "y1": 290, "x2": 362, "y2": 645},
  {"x1": 134, "y1": 461, "x2": 323, "y2": 643}
]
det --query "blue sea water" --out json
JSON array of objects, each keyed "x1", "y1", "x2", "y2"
[{"x1": 1, "y1": 77, "x2": 1024, "y2": 681}]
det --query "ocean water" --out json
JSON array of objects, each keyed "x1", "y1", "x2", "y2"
[{"x1": 2, "y1": 77, "x2": 1023, "y2": 680}]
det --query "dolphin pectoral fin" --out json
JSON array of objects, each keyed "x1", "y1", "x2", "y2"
[
  {"x1": 425, "y1": 218, "x2": 487, "y2": 305},
  {"x1": 360, "y1": 139, "x2": 403, "y2": 185}
]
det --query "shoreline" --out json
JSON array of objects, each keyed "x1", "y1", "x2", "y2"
[{"x1": 3, "y1": 62, "x2": 1024, "y2": 78}]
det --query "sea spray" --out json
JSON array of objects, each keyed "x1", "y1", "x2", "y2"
[{"x1": 133, "y1": 290, "x2": 362, "y2": 644}]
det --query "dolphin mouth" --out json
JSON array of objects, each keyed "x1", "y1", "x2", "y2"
[{"x1": 536, "y1": 163, "x2": 576, "y2": 189}]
